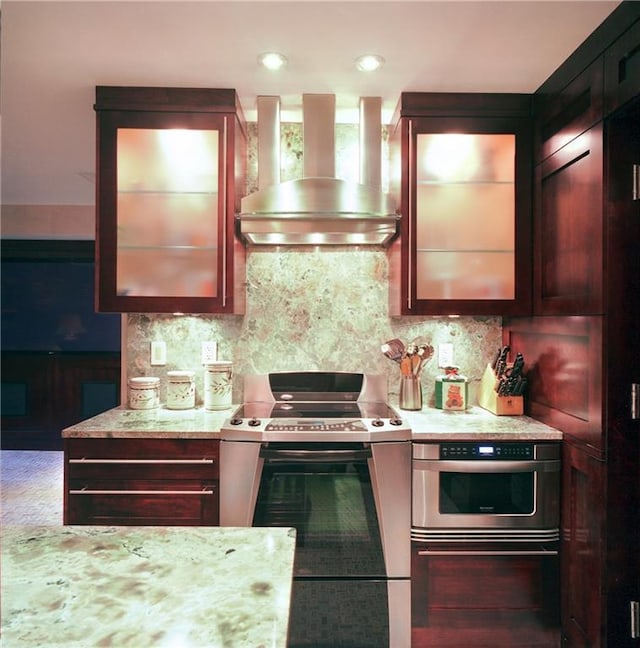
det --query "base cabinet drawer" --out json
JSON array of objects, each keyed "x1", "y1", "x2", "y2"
[
  {"x1": 64, "y1": 438, "x2": 220, "y2": 526},
  {"x1": 411, "y1": 543, "x2": 560, "y2": 647}
]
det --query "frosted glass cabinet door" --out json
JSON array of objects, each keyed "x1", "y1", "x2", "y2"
[
  {"x1": 388, "y1": 96, "x2": 532, "y2": 317},
  {"x1": 415, "y1": 133, "x2": 516, "y2": 301},
  {"x1": 95, "y1": 87, "x2": 247, "y2": 314},
  {"x1": 116, "y1": 128, "x2": 220, "y2": 299}
]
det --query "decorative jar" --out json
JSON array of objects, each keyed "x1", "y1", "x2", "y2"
[
  {"x1": 128, "y1": 376, "x2": 160, "y2": 410},
  {"x1": 166, "y1": 370, "x2": 196, "y2": 410},
  {"x1": 204, "y1": 361, "x2": 233, "y2": 410}
]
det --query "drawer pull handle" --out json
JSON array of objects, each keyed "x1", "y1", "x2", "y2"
[
  {"x1": 69, "y1": 458, "x2": 215, "y2": 465},
  {"x1": 69, "y1": 488, "x2": 215, "y2": 495},
  {"x1": 417, "y1": 549, "x2": 558, "y2": 556}
]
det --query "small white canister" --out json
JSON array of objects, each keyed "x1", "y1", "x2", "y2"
[
  {"x1": 128, "y1": 376, "x2": 160, "y2": 410},
  {"x1": 204, "y1": 361, "x2": 233, "y2": 410},
  {"x1": 166, "y1": 371, "x2": 196, "y2": 410}
]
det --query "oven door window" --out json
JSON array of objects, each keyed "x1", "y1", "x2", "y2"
[
  {"x1": 439, "y1": 470, "x2": 535, "y2": 515},
  {"x1": 253, "y1": 460, "x2": 386, "y2": 577}
]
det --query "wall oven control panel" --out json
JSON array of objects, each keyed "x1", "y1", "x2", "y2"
[{"x1": 440, "y1": 442, "x2": 533, "y2": 460}]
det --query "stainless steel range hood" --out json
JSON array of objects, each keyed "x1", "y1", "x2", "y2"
[{"x1": 238, "y1": 94, "x2": 400, "y2": 246}]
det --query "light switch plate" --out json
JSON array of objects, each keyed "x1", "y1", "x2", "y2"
[
  {"x1": 150, "y1": 340, "x2": 167, "y2": 366},
  {"x1": 438, "y1": 343, "x2": 454, "y2": 368},
  {"x1": 201, "y1": 341, "x2": 217, "y2": 364}
]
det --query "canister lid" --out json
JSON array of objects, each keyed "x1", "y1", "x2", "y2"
[
  {"x1": 204, "y1": 360, "x2": 232, "y2": 368},
  {"x1": 128, "y1": 376, "x2": 160, "y2": 387},
  {"x1": 167, "y1": 370, "x2": 195, "y2": 381}
]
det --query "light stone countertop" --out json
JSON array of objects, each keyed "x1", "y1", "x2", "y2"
[
  {"x1": 1, "y1": 525, "x2": 296, "y2": 648},
  {"x1": 62, "y1": 404, "x2": 562, "y2": 441},
  {"x1": 62, "y1": 406, "x2": 232, "y2": 439},
  {"x1": 402, "y1": 406, "x2": 562, "y2": 441}
]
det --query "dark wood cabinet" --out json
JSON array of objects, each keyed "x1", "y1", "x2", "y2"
[
  {"x1": 534, "y1": 59, "x2": 604, "y2": 164},
  {"x1": 509, "y1": 7, "x2": 640, "y2": 643},
  {"x1": 561, "y1": 442, "x2": 606, "y2": 647},
  {"x1": 64, "y1": 438, "x2": 220, "y2": 526},
  {"x1": 411, "y1": 542, "x2": 560, "y2": 647},
  {"x1": 504, "y1": 317, "x2": 604, "y2": 455},
  {"x1": 509, "y1": 95, "x2": 640, "y2": 644},
  {"x1": 94, "y1": 86, "x2": 247, "y2": 314},
  {"x1": 534, "y1": 126, "x2": 604, "y2": 315},
  {"x1": 604, "y1": 19, "x2": 640, "y2": 115},
  {"x1": 388, "y1": 93, "x2": 532, "y2": 317}
]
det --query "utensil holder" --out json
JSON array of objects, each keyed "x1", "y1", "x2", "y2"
[{"x1": 399, "y1": 375, "x2": 422, "y2": 411}]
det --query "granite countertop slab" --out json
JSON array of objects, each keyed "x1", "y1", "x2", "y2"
[
  {"x1": 63, "y1": 405, "x2": 562, "y2": 442},
  {"x1": 62, "y1": 405, "x2": 234, "y2": 439},
  {"x1": 1, "y1": 525, "x2": 296, "y2": 648},
  {"x1": 401, "y1": 406, "x2": 563, "y2": 441}
]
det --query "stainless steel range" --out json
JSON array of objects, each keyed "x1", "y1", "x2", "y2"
[{"x1": 220, "y1": 371, "x2": 411, "y2": 648}]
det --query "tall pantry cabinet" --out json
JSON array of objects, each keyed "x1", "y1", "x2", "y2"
[{"x1": 505, "y1": 6, "x2": 640, "y2": 647}]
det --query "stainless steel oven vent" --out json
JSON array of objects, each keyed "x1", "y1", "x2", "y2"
[{"x1": 237, "y1": 94, "x2": 399, "y2": 246}]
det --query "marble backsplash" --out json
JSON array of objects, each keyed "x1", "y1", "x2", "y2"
[{"x1": 126, "y1": 248, "x2": 502, "y2": 408}]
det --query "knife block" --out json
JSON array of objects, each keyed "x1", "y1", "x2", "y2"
[{"x1": 478, "y1": 364, "x2": 524, "y2": 416}]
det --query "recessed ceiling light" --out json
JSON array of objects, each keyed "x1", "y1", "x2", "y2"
[
  {"x1": 258, "y1": 52, "x2": 288, "y2": 71},
  {"x1": 355, "y1": 54, "x2": 385, "y2": 72}
]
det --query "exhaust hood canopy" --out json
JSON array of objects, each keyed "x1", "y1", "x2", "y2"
[{"x1": 238, "y1": 94, "x2": 399, "y2": 246}]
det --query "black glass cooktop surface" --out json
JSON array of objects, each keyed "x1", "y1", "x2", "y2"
[{"x1": 233, "y1": 401, "x2": 398, "y2": 420}]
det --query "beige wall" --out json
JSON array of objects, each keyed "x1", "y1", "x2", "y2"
[{"x1": 1, "y1": 205, "x2": 94, "y2": 239}]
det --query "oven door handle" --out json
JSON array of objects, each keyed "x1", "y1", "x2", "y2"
[
  {"x1": 412, "y1": 459, "x2": 560, "y2": 473},
  {"x1": 260, "y1": 448, "x2": 371, "y2": 462}
]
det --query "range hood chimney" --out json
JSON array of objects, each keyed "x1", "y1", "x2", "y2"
[{"x1": 238, "y1": 94, "x2": 400, "y2": 246}]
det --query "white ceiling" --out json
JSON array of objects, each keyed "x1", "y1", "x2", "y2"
[{"x1": 1, "y1": 0, "x2": 620, "y2": 206}]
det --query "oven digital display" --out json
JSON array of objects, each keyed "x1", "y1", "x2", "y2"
[{"x1": 478, "y1": 445, "x2": 495, "y2": 456}]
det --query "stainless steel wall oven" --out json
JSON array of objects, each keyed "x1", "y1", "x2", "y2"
[
  {"x1": 411, "y1": 441, "x2": 562, "y2": 645},
  {"x1": 412, "y1": 442, "x2": 561, "y2": 542},
  {"x1": 220, "y1": 372, "x2": 411, "y2": 648}
]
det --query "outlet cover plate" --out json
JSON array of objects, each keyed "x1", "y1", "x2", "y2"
[
  {"x1": 150, "y1": 340, "x2": 167, "y2": 366},
  {"x1": 201, "y1": 341, "x2": 218, "y2": 364},
  {"x1": 438, "y1": 343, "x2": 454, "y2": 368}
]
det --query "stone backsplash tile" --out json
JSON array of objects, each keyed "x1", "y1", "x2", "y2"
[{"x1": 126, "y1": 249, "x2": 501, "y2": 408}]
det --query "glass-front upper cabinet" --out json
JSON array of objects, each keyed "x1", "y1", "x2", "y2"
[
  {"x1": 388, "y1": 94, "x2": 532, "y2": 316},
  {"x1": 94, "y1": 87, "x2": 247, "y2": 313}
]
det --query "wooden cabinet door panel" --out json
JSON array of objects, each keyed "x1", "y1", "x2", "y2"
[
  {"x1": 412, "y1": 543, "x2": 560, "y2": 647},
  {"x1": 534, "y1": 59, "x2": 604, "y2": 163},
  {"x1": 605, "y1": 19, "x2": 640, "y2": 115},
  {"x1": 67, "y1": 484, "x2": 219, "y2": 526},
  {"x1": 504, "y1": 316, "x2": 604, "y2": 455},
  {"x1": 561, "y1": 442, "x2": 605, "y2": 647},
  {"x1": 67, "y1": 461, "x2": 217, "y2": 481},
  {"x1": 534, "y1": 126, "x2": 604, "y2": 315},
  {"x1": 64, "y1": 438, "x2": 220, "y2": 525},
  {"x1": 66, "y1": 438, "x2": 219, "y2": 461}
]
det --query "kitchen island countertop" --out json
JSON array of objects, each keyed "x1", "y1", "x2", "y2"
[
  {"x1": 63, "y1": 405, "x2": 561, "y2": 441},
  {"x1": 1, "y1": 525, "x2": 296, "y2": 648}
]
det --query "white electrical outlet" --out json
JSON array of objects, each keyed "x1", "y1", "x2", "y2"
[
  {"x1": 201, "y1": 341, "x2": 218, "y2": 364},
  {"x1": 438, "y1": 343, "x2": 454, "y2": 368},
  {"x1": 150, "y1": 340, "x2": 167, "y2": 366}
]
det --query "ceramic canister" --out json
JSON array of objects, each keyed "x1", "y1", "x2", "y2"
[
  {"x1": 204, "y1": 361, "x2": 233, "y2": 410},
  {"x1": 166, "y1": 371, "x2": 196, "y2": 410},
  {"x1": 128, "y1": 376, "x2": 160, "y2": 410}
]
